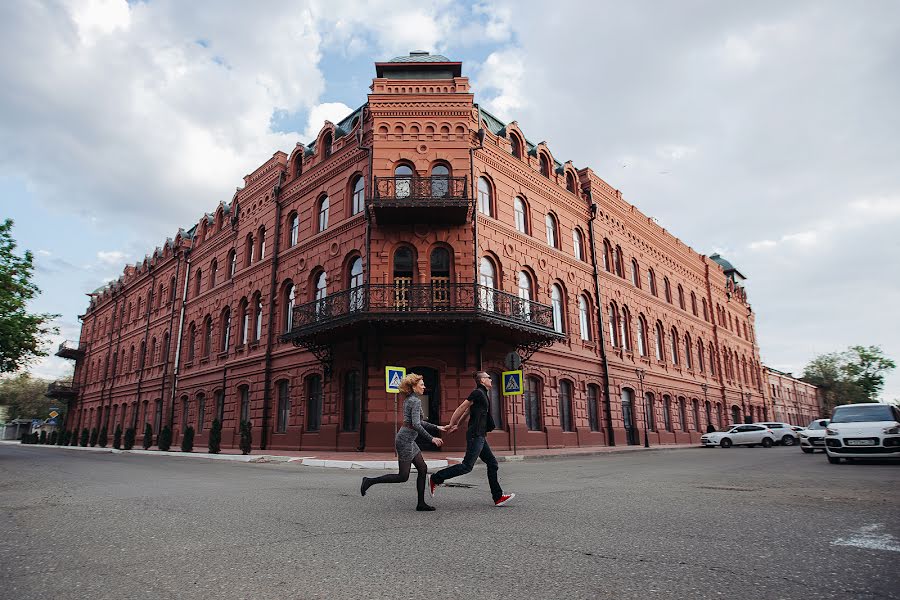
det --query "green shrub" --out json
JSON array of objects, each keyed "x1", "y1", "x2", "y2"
[
  {"x1": 142, "y1": 424, "x2": 153, "y2": 449},
  {"x1": 158, "y1": 426, "x2": 172, "y2": 451},
  {"x1": 181, "y1": 426, "x2": 194, "y2": 452},
  {"x1": 208, "y1": 419, "x2": 222, "y2": 454},
  {"x1": 49, "y1": 431, "x2": 58, "y2": 445},
  {"x1": 39, "y1": 431, "x2": 47, "y2": 444},
  {"x1": 80, "y1": 428, "x2": 89, "y2": 447},
  {"x1": 89, "y1": 428, "x2": 98, "y2": 447},
  {"x1": 239, "y1": 420, "x2": 252, "y2": 455},
  {"x1": 123, "y1": 427, "x2": 136, "y2": 450},
  {"x1": 97, "y1": 426, "x2": 108, "y2": 448},
  {"x1": 61, "y1": 430, "x2": 70, "y2": 446},
  {"x1": 113, "y1": 424, "x2": 122, "y2": 449}
]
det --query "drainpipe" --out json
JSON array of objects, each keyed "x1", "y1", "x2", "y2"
[
  {"x1": 134, "y1": 265, "x2": 155, "y2": 430},
  {"x1": 169, "y1": 236, "x2": 195, "y2": 429},
  {"x1": 261, "y1": 170, "x2": 286, "y2": 450},
  {"x1": 586, "y1": 189, "x2": 615, "y2": 446},
  {"x1": 357, "y1": 106, "x2": 372, "y2": 451},
  {"x1": 159, "y1": 249, "x2": 183, "y2": 429},
  {"x1": 470, "y1": 104, "x2": 484, "y2": 370}
]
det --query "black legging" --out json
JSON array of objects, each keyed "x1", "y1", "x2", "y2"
[{"x1": 364, "y1": 452, "x2": 429, "y2": 506}]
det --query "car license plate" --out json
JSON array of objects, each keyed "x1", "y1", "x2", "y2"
[{"x1": 846, "y1": 439, "x2": 876, "y2": 446}]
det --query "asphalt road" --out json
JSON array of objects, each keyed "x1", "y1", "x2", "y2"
[{"x1": 1, "y1": 444, "x2": 898, "y2": 600}]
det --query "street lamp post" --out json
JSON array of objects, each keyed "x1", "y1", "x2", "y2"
[
  {"x1": 701, "y1": 383, "x2": 710, "y2": 429},
  {"x1": 744, "y1": 391, "x2": 753, "y2": 423},
  {"x1": 636, "y1": 368, "x2": 649, "y2": 448}
]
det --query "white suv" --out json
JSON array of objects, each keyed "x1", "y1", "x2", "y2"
[
  {"x1": 756, "y1": 422, "x2": 800, "y2": 446},
  {"x1": 799, "y1": 419, "x2": 829, "y2": 453},
  {"x1": 824, "y1": 403, "x2": 900, "y2": 464},
  {"x1": 701, "y1": 424, "x2": 776, "y2": 448}
]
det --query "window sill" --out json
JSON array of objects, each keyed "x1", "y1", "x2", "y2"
[{"x1": 217, "y1": 351, "x2": 228, "y2": 359}]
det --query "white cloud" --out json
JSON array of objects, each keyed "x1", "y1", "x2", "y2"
[
  {"x1": 68, "y1": 0, "x2": 131, "y2": 46},
  {"x1": 475, "y1": 48, "x2": 526, "y2": 121},
  {"x1": 302, "y1": 102, "x2": 355, "y2": 141},
  {"x1": 781, "y1": 231, "x2": 818, "y2": 246},
  {"x1": 748, "y1": 239, "x2": 777, "y2": 251},
  {"x1": 96, "y1": 250, "x2": 127, "y2": 265}
]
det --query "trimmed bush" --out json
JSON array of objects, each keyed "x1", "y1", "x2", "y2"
[
  {"x1": 142, "y1": 424, "x2": 153, "y2": 449},
  {"x1": 61, "y1": 430, "x2": 70, "y2": 446},
  {"x1": 158, "y1": 426, "x2": 172, "y2": 451},
  {"x1": 89, "y1": 428, "x2": 98, "y2": 447},
  {"x1": 181, "y1": 426, "x2": 194, "y2": 452},
  {"x1": 239, "y1": 420, "x2": 252, "y2": 455},
  {"x1": 49, "y1": 431, "x2": 58, "y2": 445},
  {"x1": 98, "y1": 426, "x2": 108, "y2": 448},
  {"x1": 80, "y1": 428, "x2": 89, "y2": 447},
  {"x1": 71, "y1": 430, "x2": 79, "y2": 446},
  {"x1": 113, "y1": 425, "x2": 122, "y2": 449},
  {"x1": 208, "y1": 419, "x2": 222, "y2": 454},
  {"x1": 123, "y1": 427, "x2": 136, "y2": 450}
]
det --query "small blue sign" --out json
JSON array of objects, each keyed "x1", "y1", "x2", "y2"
[
  {"x1": 31, "y1": 419, "x2": 42, "y2": 429},
  {"x1": 385, "y1": 366, "x2": 406, "y2": 393},
  {"x1": 502, "y1": 370, "x2": 523, "y2": 396}
]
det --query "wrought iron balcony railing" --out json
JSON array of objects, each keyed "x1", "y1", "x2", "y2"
[
  {"x1": 284, "y1": 283, "x2": 561, "y2": 338},
  {"x1": 46, "y1": 380, "x2": 79, "y2": 397},
  {"x1": 372, "y1": 176, "x2": 470, "y2": 224},
  {"x1": 55, "y1": 340, "x2": 85, "y2": 360}
]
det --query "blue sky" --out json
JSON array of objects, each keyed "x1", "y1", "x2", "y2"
[{"x1": 2, "y1": 1, "x2": 899, "y2": 401}]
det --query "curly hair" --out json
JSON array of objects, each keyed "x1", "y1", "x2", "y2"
[{"x1": 398, "y1": 372, "x2": 423, "y2": 395}]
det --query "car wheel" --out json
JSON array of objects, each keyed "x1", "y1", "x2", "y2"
[
  {"x1": 761, "y1": 438, "x2": 773, "y2": 448},
  {"x1": 781, "y1": 435, "x2": 795, "y2": 446},
  {"x1": 801, "y1": 447, "x2": 813, "y2": 454},
  {"x1": 827, "y1": 455, "x2": 841, "y2": 464},
  {"x1": 720, "y1": 438, "x2": 732, "y2": 448}
]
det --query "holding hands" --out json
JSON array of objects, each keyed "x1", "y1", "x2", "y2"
[{"x1": 437, "y1": 424, "x2": 458, "y2": 433}]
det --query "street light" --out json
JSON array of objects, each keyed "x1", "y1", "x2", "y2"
[
  {"x1": 744, "y1": 391, "x2": 753, "y2": 424},
  {"x1": 636, "y1": 368, "x2": 649, "y2": 448},
  {"x1": 700, "y1": 383, "x2": 710, "y2": 430}
]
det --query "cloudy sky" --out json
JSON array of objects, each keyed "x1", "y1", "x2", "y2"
[{"x1": 2, "y1": 0, "x2": 898, "y2": 401}]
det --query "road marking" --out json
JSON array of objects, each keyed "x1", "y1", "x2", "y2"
[{"x1": 832, "y1": 524, "x2": 900, "y2": 553}]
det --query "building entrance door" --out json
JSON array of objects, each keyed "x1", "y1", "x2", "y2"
[
  {"x1": 622, "y1": 388, "x2": 638, "y2": 445},
  {"x1": 409, "y1": 366, "x2": 441, "y2": 450}
]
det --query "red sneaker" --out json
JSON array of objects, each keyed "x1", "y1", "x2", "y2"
[
  {"x1": 494, "y1": 493, "x2": 515, "y2": 506},
  {"x1": 429, "y1": 475, "x2": 439, "y2": 497}
]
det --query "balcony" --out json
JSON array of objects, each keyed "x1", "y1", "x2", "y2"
[
  {"x1": 55, "y1": 340, "x2": 85, "y2": 360},
  {"x1": 372, "y1": 176, "x2": 470, "y2": 225},
  {"x1": 281, "y1": 283, "x2": 564, "y2": 373},
  {"x1": 46, "y1": 380, "x2": 79, "y2": 399}
]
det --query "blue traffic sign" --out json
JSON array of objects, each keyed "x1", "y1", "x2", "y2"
[
  {"x1": 385, "y1": 366, "x2": 406, "y2": 393},
  {"x1": 502, "y1": 370, "x2": 523, "y2": 396}
]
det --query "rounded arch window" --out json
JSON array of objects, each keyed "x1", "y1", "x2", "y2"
[
  {"x1": 540, "y1": 153, "x2": 551, "y2": 177},
  {"x1": 430, "y1": 247, "x2": 450, "y2": 278},
  {"x1": 477, "y1": 176, "x2": 493, "y2": 216},
  {"x1": 511, "y1": 134, "x2": 522, "y2": 158},
  {"x1": 394, "y1": 164, "x2": 413, "y2": 198},
  {"x1": 431, "y1": 164, "x2": 450, "y2": 198},
  {"x1": 479, "y1": 257, "x2": 496, "y2": 288},
  {"x1": 545, "y1": 213, "x2": 558, "y2": 248},
  {"x1": 283, "y1": 283, "x2": 296, "y2": 333},
  {"x1": 349, "y1": 257, "x2": 364, "y2": 312},
  {"x1": 514, "y1": 196, "x2": 528, "y2": 234},
  {"x1": 351, "y1": 176, "x2": 365, "y2": 215},
  {"x1": 578, "y1": 295, "x2": 591, "y2": 340},
  {"x1": 322, "y1": 132, "x2": 332, "y2": 158},
  {"x1": 566, "y1": 171, "x2": 576, "y2": 192},
  {"x1": 551, "y1": 284, "x2": 564, "y2": 333},
  {"x1": 393, "y1": 247, "x2": 414, "y2": 280},
  {"x1": 318, "y1": 196, "x2": 329, "y2": 232}
]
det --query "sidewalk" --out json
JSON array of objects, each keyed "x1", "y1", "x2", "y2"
[{"x1": 1, "y1": 440, "x2": 700, "y2": 469}]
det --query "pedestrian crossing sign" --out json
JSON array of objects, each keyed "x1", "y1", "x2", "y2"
[
  {"x1": 385, "y1": 366, "x2": 406, "y2": 393},
  {"x1": 502, "y1": 370, "x2": 523, "y2": 396}
]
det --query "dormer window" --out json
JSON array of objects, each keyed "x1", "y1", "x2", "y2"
[
  {"x1": 322, "y1": 132, "x2": 332, "y2": 158},
  {"x1": 540, "y1": 154, "x2": 551, "y2": 177},
  {"x1": 511, "y1": 134, "x2": 522, "y2": 159}
]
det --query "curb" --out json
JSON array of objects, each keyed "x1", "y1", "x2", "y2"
[{"x1": 492, "y1": 445, "x2": 702, "y2": 462}]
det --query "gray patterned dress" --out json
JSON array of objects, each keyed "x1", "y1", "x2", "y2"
[{"x1": 395, "y1": 393, "x2": 441, "y2": 461}]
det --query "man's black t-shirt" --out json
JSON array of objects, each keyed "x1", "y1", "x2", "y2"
[{"x1": 466, "y1": 384, "x2": 490, "y2": 438}]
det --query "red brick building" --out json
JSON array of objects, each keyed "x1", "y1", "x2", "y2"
[
  {"x1": 56, "y1": 52, "x2": 776, "y2": 452},
  {"x1": 765, "y1": 367, "x2": 823, "y2": 425}
]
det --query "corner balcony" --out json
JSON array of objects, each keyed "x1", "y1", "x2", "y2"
[
  {"x1": 281, "y1": 283, "x2": 564, "y2": 373},
  {"x1": 55, "y1": 340, "x2": 85, "y2": 360},
  {"x1": 46, "y1": 380, "x2": 79, "y2": 400},
  {"x1": 372, "y1": 176, "x2": 470, "y2": 225}
]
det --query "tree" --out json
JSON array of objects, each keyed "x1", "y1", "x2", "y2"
[
  {"x1": 0, "y1": 219, "x2": 59, "y2": 373},
  {"x1": 123, "y1": 427, "x2": 136, "y2": 450},
  {"x1": 97, "y1": 426, "x2": 108, "y2": 448},
  {"x1": 803, "y1": 345, "x2": 896, "y2": 414},
  {"x1": 157, "y1": 426, "x2": 172, "y2": 451},
  {"x1": 842, "y1": 346, "x2": 896, "y2": 401},
  {"x1": 239, "y1": 420, "x2": 252, "y2": 455},
  {"x1": 208, "y1": 418, "x2": 222, "y2": 454},
  {"x1": 142, "y1": 424, "x2": 153, "y2": 449},
  {"x1": 0, "y1": 373, "x2": 54, "y2": 419},
  {"x1": 113, "y1": 424, "x2": 122, "y2": 449},
  {"x1": 181, "y1": 426, "x2": 194, "y2": 452}
]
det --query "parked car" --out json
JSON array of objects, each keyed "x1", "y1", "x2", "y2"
[
  {"x1": 791, "y1": 425, "x2": 806, "y2": 433},
  {"x1": 799, "y1": 419, "x2": 829, "y2": 453},
  {"x1": 824, "y1": 403, "x2": 900, "y2": 464},
  {"x1": 756, "y1": 421, "x2": 800, "y2": 446},
  {"x1": 701, "y1": 424, "x2": 776, "y2": 448}
]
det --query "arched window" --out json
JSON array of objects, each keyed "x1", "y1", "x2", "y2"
[
  {"x1": 551, "y1": 284, "x2": 564, "y2": 334},
  {"x1": 620, "y1": 306, "x2": 632, "y2": 351},
  {"x1": 253, "y1": 294, "x2": 263, "y2": 342},
  {"x1": 194, "y1": 269, "x2": 202, "y2": 298},
  {"x1": 342, "y1": 371, "x2": 361, "y2": 432},
  {"x1": 276, "y1": 379, "x2": 290, "y2": 433},
  {"x1": 697, "y1": 339, "x2": 705, "y2": 373},
  {"x1": 318, "y1": 196, "x2": 329, "y2": 232},
  {"x1": 137, "y1": 296, "x2": 143, "y2": 319},
  {"x1": 393, "y1": 247, "x2": 413, "y2": 309},
  {"x1": 663, "y1": 395, "x2": 672, "y2": 431},
  {"x1": 431, "y1": 164, "x2": 450, "y2": 197},
  {"x1": 479, "y1": 257, "x2": 496, "y2": 311},
  {"x1": 349, "y1": 257, "x2": 364, "y2": 312},
  {"x1": 221, "y1": 307, "x2": 231, "y2": 352},
  {"x1": 245, "y1": 234, "x2": 254, "y2": 267},
  {"x1": 637, "y1": 314, "x2": 648, "y2": 357},
  {"x1": 545, "y1": 213, "x2": 558, "y2": 248},
  {"x1": 187, "y1": 323, "x2": 196, "y2": 362},
  {"x1": 566, "y1": 171, "x2": 576, "y2": 193},
  {"x1": 679, "y1": 397, "x2": 688, "y2": 431},
  {"x1": 684, "y1": 333, "x2": 692, "y2": 369},
  {"x1": 702, "y1": 297, "x2": 709, "y2": 321},
  {"x1": 283, "y1": 283, "x2": 296, "y2": 332},
  {"x1": 664, "y1": 277, "x2": 672, "y2": 303},
  {"x1": 645, "y1": 392, "x2": 656, "y2": 432},
  {"x1": 631, "y1": 259, "x2": 640, "y2": 287},
  {"x1": 692, "y1": 398, "x2": 701, "y2": 432},
  {"x1": 197, "y1": 393, "x2": 205, "y2": 432},
  {"x1": 587, "y1": 384, "x2": 600, "y2": 431},
  {"x1": 477, "y1": 176, "x2": 492, "y2": 216},
  {"x1": 559, "y1": 380, "x2": 573, "y2": 432},
  {"x1": 648, "y1": 269, "x2": 657, "y2": 296},
  {"x1": 670, "y1": 327, "x2": 679, "y2": 365},
  {"x1": 602, "y1": 239, "x2": 612, "y2": 272},
  {"x1": 149, "y1": 337, "x2": 157, "y2": 366},
  {"x1": 128, "y1": 345, "x2": 134, "y2": 372},
  {"x1": 322, "y1": 131, "x2": 332, "y2": 158},
  {"x1": 240, "y1": 299, "x2": 249, "y2": 345},
  {"x1": 510, "y1": 134, "x2": 522, "y2": 158},
  {"x1": 306, "y1": 374, "x2": 323, "y2": 431},
  {"x1": 294, "y1": 153, "x2": 302, "y2": 177},
  {"x1": 608, "y1": 303, "x2": 619, "y2": 347},
  {"x1": 288, "y1": 212, "x2": 299, "y2": 246},
  {"x1": 578, "y1": 295, "x2": 591, "y2": 341},
  {"x1": 430, "y1": 248, "x2": 450, "y2": 306},
  {"x1": 705, "y1": 400, "x2": 713, "y2": 430},
  {"x1": 351, "y1": 176, "x2": 365, "y2": 215},
  {"x1": 314, "y1": 271, "x2": 327, "y2": 317},
  {"x1": 516, "y1": 271, "x2": 532, "y2": 320},
  {"x1": 677, "y1": 284, "x2": 685, "y2": 310},
  {"x1": 524, "y1": 376, "x2": 541, "y2": 431},
  {"x1": 228, "y1": 249, "x2": 236, "y2": 279},
  {"x1": 239, "y1": 385, "x2": 250, "y2": 423},
  {"x1": 514, "y1": 196, "x2": 528, "y2": 234},
  {"x1": 488, "y1": 372, "x2": 503, "y2": 430},
  {"x1": 127, "y1": 302, "x2": 132, "y2": 323},
  {"x1": 395, "y1": 164, "x2": 413, "y2": 199},
  {"x1": 215, "y1": 389, "x2": 224, "y2": 424},
  {"x1": 690, "y1": 292, "x2": 698, "y2": 316},
  {"x1": 709, "y1": 342, "x2": 717, "y2": 376},
  {"x1": 655, "y1": 321, "x2": 665, "y2": 361},
  {"x1": 210, "y1": 259, "x2": 218, "y2": 289},
  {"x1": 203, "y1": 315, "x2": 213, "y2": 358},
  {"x1": 540, "y1": 153, "x2": 551, "y2": 177},
  {"x1": 573, "y1": 228, "x2": 585, "y2": 261},
  {"x1": 614, "y1": 246, "x2": 624, "y2": 277}
]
